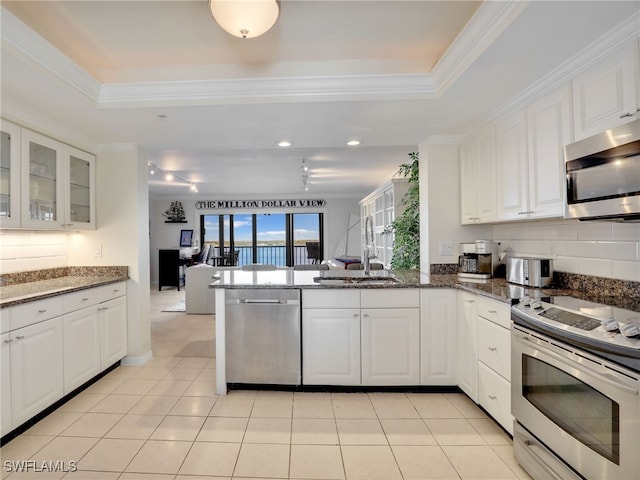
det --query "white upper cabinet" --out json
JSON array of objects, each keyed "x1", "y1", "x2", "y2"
[
  {"x1": 2, "y1": 123, "x2": 97, "y2": 230},
  {"x1": 21, "y1": 129, "x2": 66, "y2": 229},
  {"x1": 65, "y1": 146, "x2": 96, "y2": 230},
  {"x1": 572, "y1": 41, "x2": 639, "y2": 141},
  {"x1": 496, "y1": 85, "x2": 572, "y2": 221},
  {"x1": 0, "y1": 120, "x2": 21, "y2": 228},
  {"x1": 526, "y1": 84, "x2": 573, "y2": 218},
  {"x1": 496, "y1": 109, "x2": 529, "y2": 221},
  {"x1": 460, "y1": 125, "x2": 496, "y2": 224}
]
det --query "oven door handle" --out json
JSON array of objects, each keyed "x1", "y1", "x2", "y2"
[{"x1": 515, "y1": 332, "x2": 639, "y2": 395}]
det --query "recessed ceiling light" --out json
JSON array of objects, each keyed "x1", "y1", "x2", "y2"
[
  {"x1": 278, "y1": 140, "x2": 292, "y2": 147},
  {"x1": 346, "y1": 139, "x2": 361, "y2": 146}
]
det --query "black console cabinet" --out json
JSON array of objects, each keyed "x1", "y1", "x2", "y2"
[{"x1": 159, "y1": 249, "x2": 187, "y2": 291}]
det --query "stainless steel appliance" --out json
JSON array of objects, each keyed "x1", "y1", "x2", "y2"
[
  {"x1": 458, "y1": 240, "x2": 500, "y2": 280},
  {"x1": 225, "y1": 289, "x2": 301, "y2": 385},
  {"x1": 511, "y1": 296, "x2": 640, "y2": 480},
  {"x1": 506, "y1": 257, "x2": 553, "y2": 287},
  {"x1": 564, "y1": 118, "x2": 640, "y2": 222}
]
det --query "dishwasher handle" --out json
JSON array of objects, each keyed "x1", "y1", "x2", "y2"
[{"x1": 235, "y1": 298, "x2": 299, "y2": 305}]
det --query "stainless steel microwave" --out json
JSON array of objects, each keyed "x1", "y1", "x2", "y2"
[{"x1": 564, "y1": 118, "x2": 640, "y2": 221}]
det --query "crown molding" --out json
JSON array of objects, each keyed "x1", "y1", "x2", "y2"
[
  {"x1": 431, "y1": 0, "x2": 530, "y2": 95},
  {"x1": 1, "y1": 2, "x2": 523, "y2": 108},
  {"x1": 97, "y1": 73, "x2": 438, "y2": 108},
  {"x1": 1, "y1": 7, "x2": 101, "y2": 103},
  {"x1": 485, "y1": 11, "x2": 640, "y2": 126}
]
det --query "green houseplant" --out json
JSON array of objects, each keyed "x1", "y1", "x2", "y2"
[{"x1": 388, "y1": 152, "x2": 420, "y2": 270}]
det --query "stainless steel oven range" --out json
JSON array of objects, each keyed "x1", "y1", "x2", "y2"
[{"x1": 511, "y1": 296, "x2": 640, "y2": 480}]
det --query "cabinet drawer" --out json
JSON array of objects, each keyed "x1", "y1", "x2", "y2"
[
  {"x1": 63, "y1": 288, "x2": 101, "y2": 313},
  {"x1": 360, "y1": 289, "x2": 419, "y2": 308},
  {"x1": 10, "y1": 297, "x2": 63, "y2": 331},
  {"x1": 478, "y1": 318, "x2": 511, "y2": 380},
  {"x1": 477, "y1": 296, "x2": 511, "y2": 329},
  {"x1": 1, "y1": 309, "x2": 11, "y2": 335},
  {"x1": 100, "y1": 281, "x2": 126, "y2": 303},
  {"x1": 302, "y1": 290, "x2": 360, "y2": 309},
  {"x1": 478, "y1": 362, "x2": 512, "y2": 435}
]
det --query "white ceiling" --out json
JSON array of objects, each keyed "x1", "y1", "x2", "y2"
[{"x1": 2, "y1": 1, "x2": 638, "y2": 198}]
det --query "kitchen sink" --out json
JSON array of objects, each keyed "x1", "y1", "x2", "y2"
[{"x1": 313, "y1": 276, "x2": 400, "y2": 285}]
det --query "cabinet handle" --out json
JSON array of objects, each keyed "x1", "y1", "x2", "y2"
[
  {"x1": 363, "y1": 313, "x2": 370, "y2": 318},
  {"x1": 113, "y1": 289, "x2": 120, "y2": 293},
  {"x1": 3, "y1": 339, "x2": 13, "y2": 344},
  {"x1": 466, "y1": 300, "x2": 475, "y2": 303},
  {"x1": 82, "y1": 297, "x2": 90, "y2": 301},
  {"x1": 98, "y1": 307, "x2": 108, "y2": 311},
  {"x1": 488, "y1": 395, "x2": 497, "y2": 400},
  {"x1": 353, "y1": 314, "x2": 359, "y2": 318},
  {"x1": 468, "y1": 217, "x2": 480, "y2": 220},
  {"x1": 37, "y1": 309, "x2": 47, "y2": 313},
  {"x1": 15, "y1": 335, "x2": 25, "y2": 340},
  {"x1": 517, "y1": 211, "x2": 534, "y2": 215},
  {"x1": 620, "y1": 112, "x2": 635, "y2": 118},
  {"x1": 488, "y1": 347, "x2": 497, "y2": 352},
  {"x1": 488, "y1": 310, "x2": 497, "y2": 314}
]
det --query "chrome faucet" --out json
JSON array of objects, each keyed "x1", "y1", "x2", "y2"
[{"x1": 363, "y1": 215, "x2": 376, "y2": 275}]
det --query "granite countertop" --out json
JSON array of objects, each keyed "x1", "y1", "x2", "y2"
[
  {"x1": 209, "y1": 269, "x2": 640, "y2": 313},
  {"x1": 0, "y1": 267, "x2": 129, "y2": 308}
]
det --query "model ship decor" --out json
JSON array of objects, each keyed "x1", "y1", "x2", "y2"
[{"x1": 163, "y1": 201, "x2": 187, "y2": 223}]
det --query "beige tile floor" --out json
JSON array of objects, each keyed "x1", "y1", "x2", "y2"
[{"x1": 1, "y1": 287, "x2": 532, "y2": 480}]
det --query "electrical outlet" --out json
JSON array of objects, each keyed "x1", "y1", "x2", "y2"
[
  {"x1": 439, "y1": 241, "x2": 454, "y2": 256},
  {"x1": 95, "y1": 244, "x2": 102, "y2": 257}
]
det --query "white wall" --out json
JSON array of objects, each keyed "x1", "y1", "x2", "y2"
[
  {"x1": 148, "y1": 194, "x2": 361, "y2": 284},
  {"x1": 418, "y1": 140, "x2": 492, "y2": 272},
  {"x1": 69, "y1": 144, "x2": 152, "y2": 363}
]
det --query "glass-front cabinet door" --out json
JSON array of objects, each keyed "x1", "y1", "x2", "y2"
[
  {"x1": 21, "y1": 130, "x2": 65, "y2": 229},
  {"x1": 0, "y1": 120, "x2": 21, "y2": 228},
  {"x1": 65, "y1": 146, "x2": 95, "y2": 229}
]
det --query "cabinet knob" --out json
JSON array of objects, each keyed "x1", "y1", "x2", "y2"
[
  {"x1": 488, "y1": 395, "x2": 497, "y2": 400},
  {"x1": 488, "y1": 347, "x2": 497, "y2": 352},
  {"x1": 353, "y1": 314, "x2": 359, "y2": 318}
]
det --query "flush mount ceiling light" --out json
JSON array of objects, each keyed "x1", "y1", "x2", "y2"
[
  {"x1": 209, "y1": 0, "x2": 280, "y2": 39},
  {"x1": 278, "y1": 140, "x2": 292, "y2": 147},
  {"x1": 346, "y1": 139, "x2": 361, "y2": 146}
]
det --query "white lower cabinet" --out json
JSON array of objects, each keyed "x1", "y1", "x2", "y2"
[
  {"x1": 477, "y1": 296, "x2": 512, "y2": 434},
  {"x1": 63, "y1": 306, "x2": 100, "y2": 393},
  {"x1": 1, "y1": 332, "x2": 12, "y2": 436},
  {"x1": 361, "y1": 308, "x2": 420, "y2": 385},
  {"x1": 99, "y1": 296, "x2": 127, "y2": 370},
  {"x1": 1, "y1": 281, "x2": 127, "y2": 437},
  {"x1": 10, "y1": 317, "x2": 64, "y2": 427},
  {"x1": 478, "y1": 362, "x2": 512, "y2": 434},
  {"x1": 457, "y1": 291, "x2": 478, "y2": 402},
  {"x1": 302, "y1": 308, "x2": 361, "y2": 385},
  {"x1": 420, "y1": 289, "x2": 457, "y2": 385},
  {"x1": 302, "y1": 288, "x2": 420, "y2": 386}
]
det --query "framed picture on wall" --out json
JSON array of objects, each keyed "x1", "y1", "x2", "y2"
[{"x1": 180, "y1": 229, "x2": 193, "y2": 247}]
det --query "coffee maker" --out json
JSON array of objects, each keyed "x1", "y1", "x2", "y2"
[{"x1": 458, "y1": 240, "x2": 500, "y2": 280}]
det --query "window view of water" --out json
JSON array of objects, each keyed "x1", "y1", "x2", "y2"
[{"x1": 202, "y1": 212, "x2": 321, "y2": 266}]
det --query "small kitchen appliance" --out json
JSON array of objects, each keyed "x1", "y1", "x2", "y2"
[
  {"x1": 564, "y1": 118, "x2": 640, "y2": 222},
  {"x1": 506, "y1": 256, "x2": 553, "y2": 287},
  {"x1": 511, "y1": 295, "x2": 640, "y2": 480},
  {"x1": 457, "y1": 240, "x2": 500, "y2": 280}
]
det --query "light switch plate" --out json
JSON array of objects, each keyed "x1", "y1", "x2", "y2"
[{"x1": 439, "y1": 241, "x2": 454, "y2": 256}]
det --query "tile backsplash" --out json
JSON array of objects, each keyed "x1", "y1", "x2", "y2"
[
  {"x1": 0, "y1": 232, "x2": 69, "y2": 274},
  {"x1": 493, "y1": 220, "x2": 640, "y2": 282}
]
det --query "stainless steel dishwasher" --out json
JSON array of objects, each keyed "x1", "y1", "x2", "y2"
[{"x1": 225, "y1": 289, "x2": 301, "y2": 385}]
